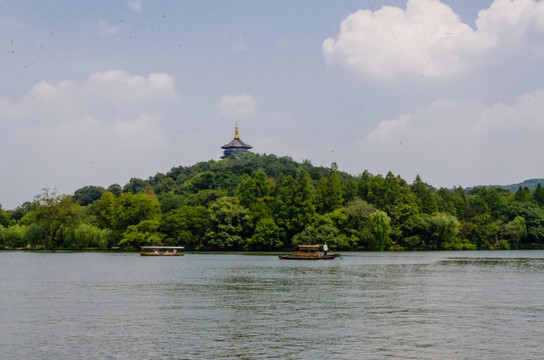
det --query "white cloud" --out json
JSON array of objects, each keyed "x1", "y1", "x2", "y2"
[
  {"x1": 28, "y1": 80, "x2": 73, "y2": 100},
  {"x1": 323, "y1": 0, "x2": 544, "y2": 79},
  {"x1": 112, "y1": 113, "x2": 166, "y2": 146},
  {"x1": 216, "y1": 93, "x2": 257, "y2": 119},
  {"x1": 0, "y1": 70, "x2": 178, "y2": 208},
  {"x1": 356, "y1": 91, "x2": 544, "y2": 187},
  {"x1": 85, "y1": 70, "x2": 177, "y2": 106},
  {"x1": 128, "y1": 0, "x2": 143, "y2": 14},
  {"x1": 97, "y1": 19, "x2": 120, "y2": 36},
  {"x1": 477, "y1": 0, "x2": 544, "y2": 32}
]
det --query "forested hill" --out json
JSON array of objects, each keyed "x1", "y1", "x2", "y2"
[
  {"x1": 2, "y1": 152, "x2": 544, "y2": 251},
  {"x1": 469, "y1": 179, "x2": 544, "y2": 193}
]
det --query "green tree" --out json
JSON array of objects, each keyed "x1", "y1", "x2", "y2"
[
  {"x1": 273, "y1": 170, "x2": 315, "y2": 243},
  {"x1": 514, "y1": 186, "x2": 532, "y2": 203},
  {"x1": 470, "y1": 214, "x2": 502, "y2": 249},
  {"x1": 465, "y1": 195, "x2": 489, "y2": 221},
  {"x1": 323, "y1": 209, "x2": 359, "y2": 249},
  {"x1": 383, "y1": 171, "x2": 403, "y2": 209},
  {"x1": 119, "y1": 219, "x2": 163, "y2": 249},
  {"x1": 411, "y1": 175, "x2": 438, "y2": 214},
  {"x1": 116, "y1": 192, "x2": 162, "y2": 230},
  {"x1": 187, "y1": 189, "x2": 228, "y2": 207},
  {"x1": 252, "y1": 169, "x2": 271, "y2": 199},
  {"x1": 238, "y1": 174, "x2": 256, "y2": 208},
  {"x1": 247, "y1": 217, "x2": 283, "y2": 250},
  {"x1": 357, "y1": 170, "x2": 373, "y2": 201},
  {"x1": 205, "y1": 197, "x2": 252, "y2": 250},
  {"x1": 400, "y1": 214, "x2": 431, "y2": 249},
  {"x1": 292, "y1": 169, "x2": 316, "y2": 228},
  {"x1": 73, "y1": 185, "x2": 106, "y2": 206},
  {"x1": 443, "y1": 186, "x2": 467, "y2": 219},
  {"x1": 314, "y1": 177, "x2": 328, "y2": 213},
  {"x1": 346, "y1": 198, "x2": 375, "y2": 230},
  {"x1": 325, "y1": 170, "x2": 344, "y2": 210},
  {"x1": 533, "y1": 183, "x2": 544, "y2": 207},
  {"x1": 96, "y1": 192, "x2": 119, "y2": 229},
  {"x1": 11, "y1": 202, "x2": 36, "y2": 222},
  {"x1": 158, "y1": 191, "x2": 186, "y2": 213},
  {"x1": 237, "y1": 169, "x2": 273, "y2": 221},
  {"x1": 0, "y1": 204, "x2": 10, "y2": 227},
  {"x1": 64, "y1": 224, "x2": 111, "y2": 249},
  {"x1": 0, "y1": 224, "x2": 26, "y2": 248},
  {"x1": 315, "y1": 169, "x2": 344, "y2": 213},
  {"x1": 24, "y1": 223, "x2": 44, "y2": 249},
  {"x1": 343, "y1": 177, "x2": 358, "y2": 203},
  {"x1": 368, "y1": 210, "x2": 392, "y2": 251},
  {"x1": 144, "y1": 183, "x2": 157, "y2": 198},
  {"x1": 478, "y1": 187, "x2": 506, "y2": 218},
  {"x1": 272, "y1": 174, "x2": 295, "y2": 238},
  {"x1": 184, "y1": 171, "x2": 216, "y2": 191},
  {"x1": 503, "y1": 202, "x2": 544, "y2": 244},
  {"x1": 291, "y1": 215, "x2": 351, "y2": 249},
  {"x1": 502, "y1": 216, "x2": 527, "y2": 249},
  {"x1": 22, "y1": 189, "x2": 83, "y2": 249},
  {"x1": 345, "y1": 198, "x2": 376, "y2": 248},
  {"x1": 429, "y1": 213, "x2": 461, "y2": 250},
  {"x1": 369, "y1": 174, "x2": 387, "y2": 208},
  {"x1": 106, "y1": 184, "x2": 122, "y2": 197},
  {"x1": 123, "y1": 178, "x2": 148, "y2": 194},
  {"x1": 159, "y1": 205, "x2": 209, "y2": 247}
]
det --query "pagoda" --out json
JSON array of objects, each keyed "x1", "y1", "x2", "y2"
[{"x1": 221, "y1": 122, "x2": 252, "y2": 158}]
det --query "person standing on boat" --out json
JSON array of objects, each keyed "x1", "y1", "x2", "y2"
[{"x1": 323, "y1": 242, "x2": 329, "y2": 255}]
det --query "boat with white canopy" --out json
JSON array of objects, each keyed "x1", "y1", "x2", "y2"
[{"x1": 140, "y1": 246, "x2": 184, "y2": 256}]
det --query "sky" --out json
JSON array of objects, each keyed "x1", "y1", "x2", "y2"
[{"x1": 1, "y1": 0, "x2": 544, "y2": 209}]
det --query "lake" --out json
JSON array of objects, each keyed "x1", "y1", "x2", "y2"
[{"x1": 1, "y1": 251, "x2": 544, "y2": 359}]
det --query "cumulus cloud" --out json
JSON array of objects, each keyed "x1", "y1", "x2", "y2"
[
  {"x1": 0, "y1": 70, "x2": 177, "y2": 208},
  {"x1": 111, "y1": 114, "x2": 166, "y2": 146},
  {"x1": 323, "y1": 0, "x2": 544, "y2": 79},
  {"x1": 357, "y1": 91, "x2": 544, "y2": 187},
  {"x1": 85, "y1": 70, "x2": 177, "y2": 106},
  {"x1": 128, "y1": 0, "x2": 143, "y2": 13},
  {"x1": 216, "y1": 93, "x2": 257, "y2": 119}
]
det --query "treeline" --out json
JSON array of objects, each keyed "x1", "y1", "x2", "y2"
[{"x1": 1, "y1": 153, "x2": 544, "y2": 251}]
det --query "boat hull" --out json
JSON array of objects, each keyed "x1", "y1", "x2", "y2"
[
  {"x1": 278, "y1": 254, "x2": 340, "y2": 260},
  {"x1": 140, "y1": 253, "x2": 183, "y2": 256}
]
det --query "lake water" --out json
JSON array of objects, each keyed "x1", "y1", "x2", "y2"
[{"x1": 2, "y1": 251, "x2": 544, "y2": 359}]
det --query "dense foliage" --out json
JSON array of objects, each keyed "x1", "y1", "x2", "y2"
[{"x1": 2, "y1": 153, "x2": 544, "y2": 251}]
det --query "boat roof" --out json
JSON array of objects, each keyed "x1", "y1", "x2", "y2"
[
  {"x1": 297, "y1": 245, "x2": 319, "y2": 250},
  {"x1": 141, "y1": 246, "x2": 185, "y2": 249}
]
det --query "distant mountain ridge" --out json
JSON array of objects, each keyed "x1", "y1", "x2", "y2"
[{"x1": 469, "y1": 178, "x2": 544, "y2": 192}]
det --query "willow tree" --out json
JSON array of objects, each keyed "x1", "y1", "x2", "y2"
[{"x1": 368, "y1": 210, "x2": 391, "y2": 251}]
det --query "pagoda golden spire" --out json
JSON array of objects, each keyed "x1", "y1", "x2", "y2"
[{"x1": 221, "y1": 120, "x2": 252, "y2": 158}]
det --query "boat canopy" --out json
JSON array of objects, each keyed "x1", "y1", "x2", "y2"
[{"x1": 296, "y1": 245, "x2": 319, "y2": 250}]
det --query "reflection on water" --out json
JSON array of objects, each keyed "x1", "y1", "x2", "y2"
[{"x1": 1, "y1": 251, "x2": 544, "y2": 359}]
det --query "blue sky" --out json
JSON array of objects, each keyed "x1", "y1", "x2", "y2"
[{"x1": 2, "y1": 0, "x2": 544, "y2": 209}]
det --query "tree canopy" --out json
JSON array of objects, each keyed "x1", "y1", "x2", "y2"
[{"x1": 2, "y1": 153, "x2": 544, "y2": 251}]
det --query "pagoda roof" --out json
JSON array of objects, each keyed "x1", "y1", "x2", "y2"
[
  {"x1": 222, "y1": 137, "x2": 252, "y2": 149},
  {"x1": 221, "y1": 122, "x2": 252, "y2": 149}
]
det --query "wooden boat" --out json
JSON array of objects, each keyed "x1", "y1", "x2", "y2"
[
  {"x1": 140, "y1": 246, "x2": 184, "y2": 256},
  {"x1": 278, "y1": 244, "x2": 340, "y2": 260}
]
